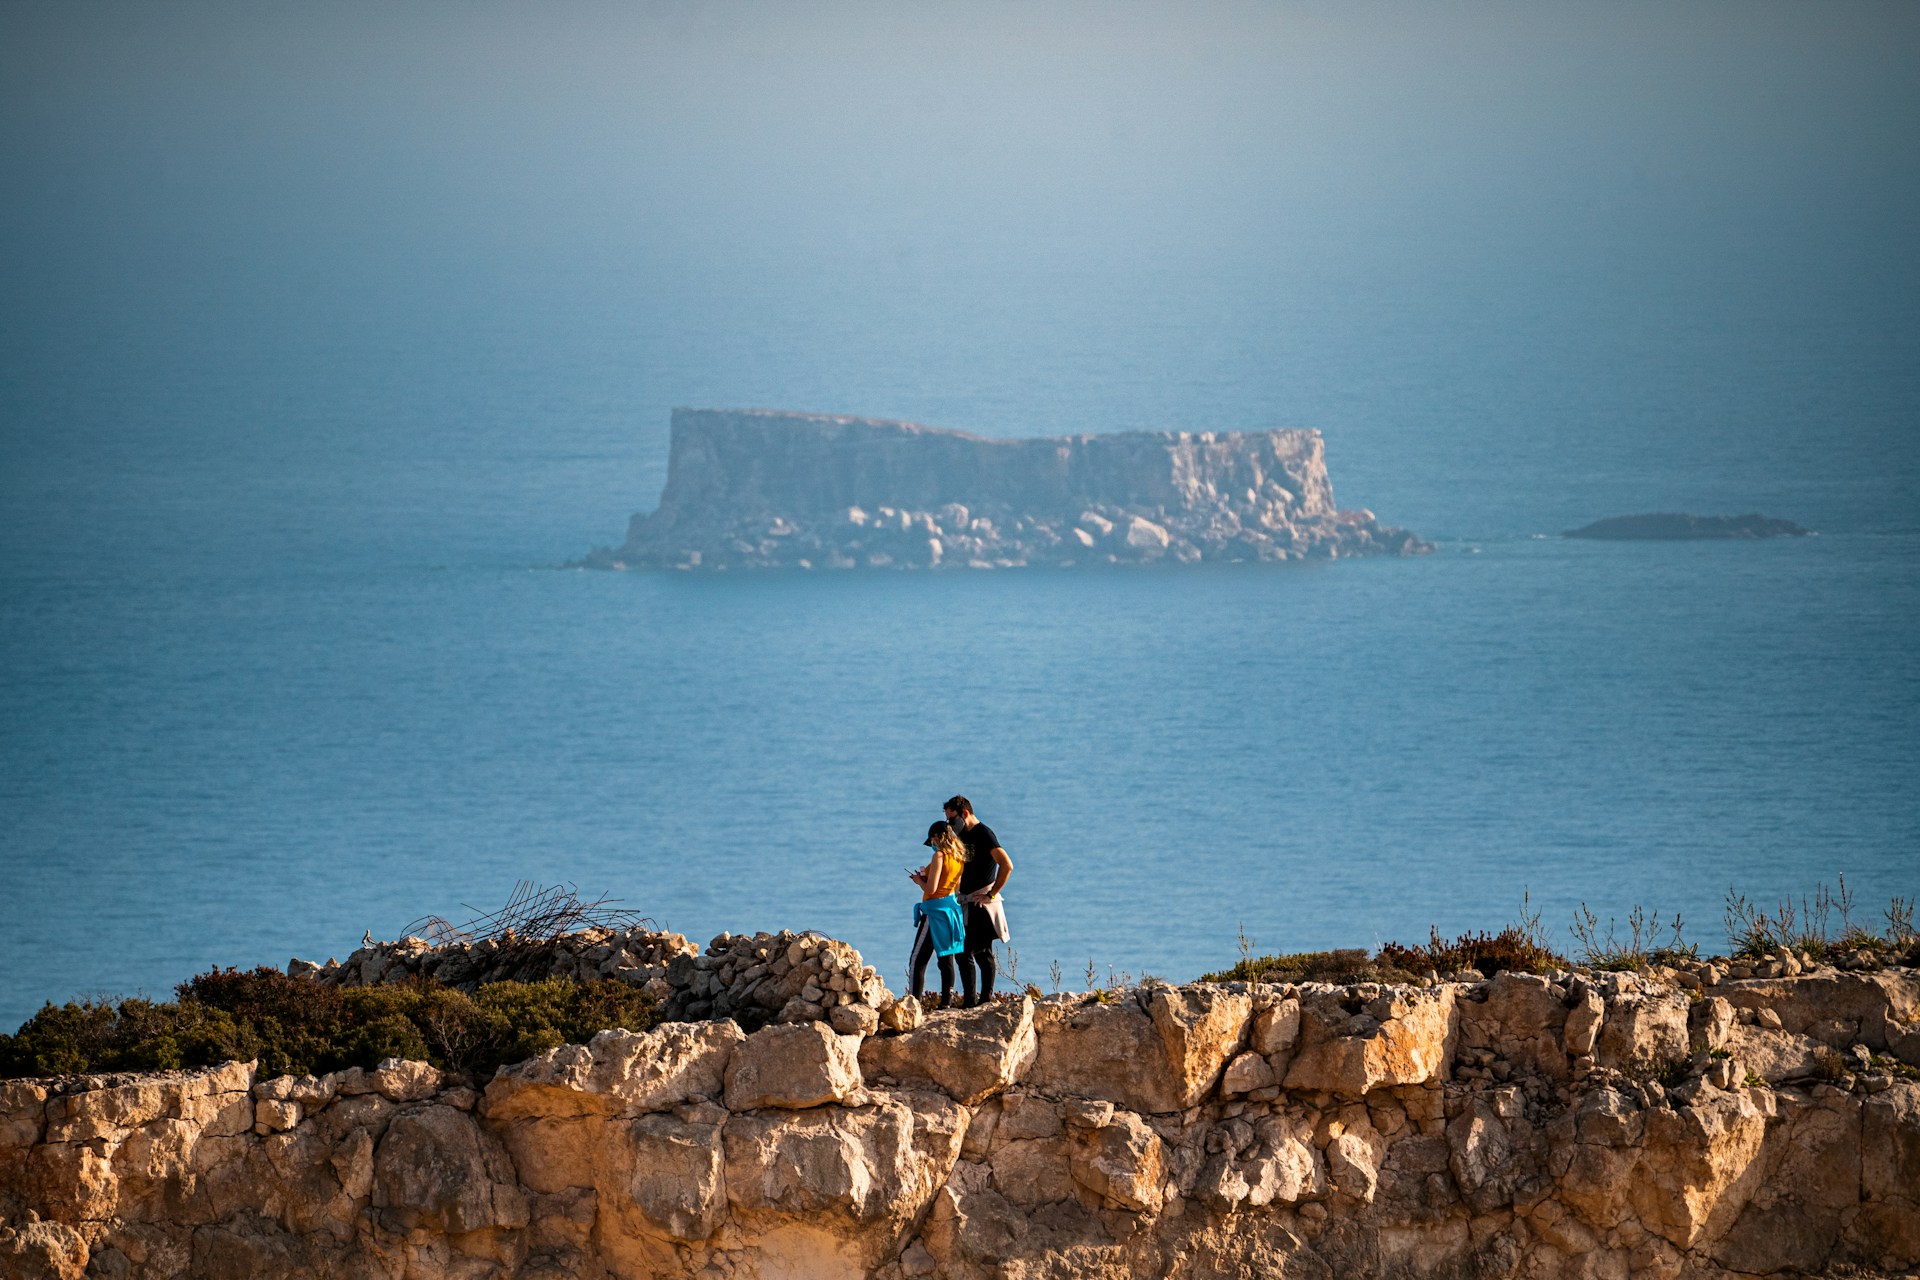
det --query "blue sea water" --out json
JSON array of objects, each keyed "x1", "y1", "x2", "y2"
[{"x1": 3, "y1": 231, "x2": 1916, "y2": 1033}]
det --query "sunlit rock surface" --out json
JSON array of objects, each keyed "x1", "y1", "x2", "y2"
[
  {"x1": 578, "y1": 408, "x2": 1431, "y2": 570},
  {"x1": 4, "y1": 958, "x2": 1919, "y2": 1279}
]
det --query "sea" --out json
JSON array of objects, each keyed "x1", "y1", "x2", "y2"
[{"x1": 3, "y1": 226, "x2": 1917, "y2": 1032}]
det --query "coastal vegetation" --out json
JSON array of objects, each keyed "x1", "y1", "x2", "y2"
[
  {"x1": 1206, "y1": 882, "x2": 1920, "y2": 986},
  {"x1": 5, "y1": 881, "x2": 1915, "y2": 1083},
  {"x1": 0, "y1": 968, "x2": 658, "y2": 1081},
  {"x1": 1201, "y1": 929, "x2": 1563, "y2": 986}
]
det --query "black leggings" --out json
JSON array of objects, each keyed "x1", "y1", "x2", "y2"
[
  {"x1": 956, "y1": 945, "x2": 996, "y2": 1004},
  {"x1": 909, "y1": 917, "x2": 955, "y2": 1000}
]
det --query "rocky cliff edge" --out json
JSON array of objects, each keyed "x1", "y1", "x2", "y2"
[{"x1": 4, "y1": 955, "x2": 1918, "y2": 1280}]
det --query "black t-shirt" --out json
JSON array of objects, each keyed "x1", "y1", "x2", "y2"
[{"x1": 957, "y1": 822, "x2": 1001, "y2": 894}]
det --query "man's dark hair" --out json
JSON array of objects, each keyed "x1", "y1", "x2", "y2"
[{"x1": 944, "y1": 795, "x2": 973, "y2": 817}]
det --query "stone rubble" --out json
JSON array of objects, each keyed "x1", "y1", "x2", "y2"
[
  {"x1": 307, "y1": 924, "x2": 698, "y2": 996},
  {"x1": 301, "y1": 926, "x2": 900, "y2": 1036},
  {"x1": 3, "y1": 947, "x2": 1918, "y2": 1279}
]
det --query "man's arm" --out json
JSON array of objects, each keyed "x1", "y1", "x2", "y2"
[{"x1": 968, "y1": 847, "x2": 1012, "y2": 903}]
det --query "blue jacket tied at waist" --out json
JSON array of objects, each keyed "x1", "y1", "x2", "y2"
[{"x1": 914, "y1": 894, "x2": 966, "y2": 956}]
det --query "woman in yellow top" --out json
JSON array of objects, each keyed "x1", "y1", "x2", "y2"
[{"x1": 907, "y1": 820, "x2": 969, "y2": 1008}]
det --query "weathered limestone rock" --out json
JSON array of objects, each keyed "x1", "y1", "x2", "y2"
[
  {"x1": 829, "y1": 1002, "x2": 880, "y2": 1036},
  {"x1": 1593, "y1": 988, "x2": 1690, "y2": 1073},
  {"x1": 1250, "y1": 992, "x2": 1302, "y2": 1059},
  {"x1": 1149, "y1": 985, "x2": 1253, "y2": 1109},
  {"x1": 1326, "y1": 1113, "x2": 1388, "y2": 1203},
  {"x1": 1285, "y1": 988, "x2": 1455, "y2": 1096},
  {"x1": 1724, "y1": 1023, "x2": 1833, "y2": 1084},
  {"x1": 1714, "y1": 970, "x2": 1920, "y2": 1050},
  {"x1": 723, "y1": 1021, "x2": 863, "y2": 1111},
  {"x1": 1447, "y1": 1093, "x2": 1532, "y2": 1212},
  {"x1": 1550, "y1": 1086, "x2": 1647, "y2": 1231},
  {"x1": 5, "y1": 965, "x2": 1919, "y2": 1280},
  {"x1": 621, "y1": 1112, "x2": 727, "y2": 1243},
  {"x1": 880, "y1": 997, "x2": 924, "y2": 1033},
  {"x1": 368, "y1": 1057, "x2": 442, "y2": 1103},
  {"x1": 1451, "y1": 971, "x2": 1573, "y2": 1084},
  {"x1": 1690, "y1": 994, "x2": 1735, "y2": 1053},
  {"x1": 1029, "y1": 986, "x2": 1249, "y2": 1114},
  {"x1": 857, "y1": 997, "x2": 1036, "y2": 1105},
  {"x1": 722, "y1": 1090, "x2": 967, "y2": 1264},
  {"x1": 1065, "y1": 1109, "x2": 1167, "y2": 1212},
  {"x1": 371, "y1": 1104, "x2": 529, "y2": 1235},
  {"x1": 1628, "y1": 1089, "x2": 1769, "y2": 1249},
  {"x1": 0, "y1": 1082, "x2": 48, "y2": 1152},
  {"x1": 1708, "y1": 1088, "x2": 1858, "y2": 1275},
  {"x1": 1030, "y1": 996, "x2": 1182, "y2": 1114},
  {"x1": 1220, "y1": 1051, "x2": 1276, "y2": 1096},
  {"x1": 1858, "y1": 1084, "x2": 1920, "y2": 1265},
  {"x1": 0, "y1": 1221, "x2": 88, "y2": 1280},
  {"x1": 42, "y1": 1060, "x2": 254, "y2": 1144},
  {"x1": 485, "y1": 1021, "x2": 744, "y2": 1119},
  {"x1": 1563, "y1": 982, "x2": 1605, "y2": 1058},
  {"x1": 1238, "y1": 1111, "x2": 1327, "y2": 1208}
]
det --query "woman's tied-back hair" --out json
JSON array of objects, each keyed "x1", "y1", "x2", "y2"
[
  {"x1": 931, "y1": 824, "x2": 967, "y2": 868},
  {"x1": 944, "y1": 795, "x2": 973, "y2": 817}
]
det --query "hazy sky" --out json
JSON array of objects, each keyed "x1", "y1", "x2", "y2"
[
  {"x1": 6, "y1": 0, "x2": 1917, "y2": 294},
  {"x1": 4, "y1": 0, "x2": 1918, "y2": 554}
]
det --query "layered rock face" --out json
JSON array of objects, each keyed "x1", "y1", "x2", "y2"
[
  {"x1": 579, "y1": 410, "x2": 1430, "y2": 570},
  {"x1": 5, "y1": 958, "x2": 1919, "y2": 1280}
]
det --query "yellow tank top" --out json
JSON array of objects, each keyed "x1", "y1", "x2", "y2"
[{"x1": 926, "y1": 849, "x2": 963, "y2": 898}]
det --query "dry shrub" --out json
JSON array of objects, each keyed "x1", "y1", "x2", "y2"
[{"x1": 2, "y1": 969, "x2": 659, "y2": 1081}]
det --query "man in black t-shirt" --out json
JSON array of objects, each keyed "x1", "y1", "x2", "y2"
[{"x1": 944, "y1": 794, "x2": 1012, "y2": 1008}]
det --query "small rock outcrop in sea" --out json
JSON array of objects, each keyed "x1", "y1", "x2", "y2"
[
  {"x1": 577, "y1": 409, "x2": 1431, "y2": 570},
  {"x1": 5, "y1": 935, "x2": 1919, "y2": 1279},
  {"x1": 1563, "y1": 512, "x2": 1813, "y2": 540}
]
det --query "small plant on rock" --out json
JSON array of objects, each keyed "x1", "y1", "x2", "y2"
[
  {"x1": 1887, "y1": 896, "x2": 1918, "y2": 949},
  {"x1": 1201, "y1": 948, "x2": 1410, "y2": 985},
  {"x1": 1653, "y1": 1056, "x2": 1691, "y2": 1089},
  {"x1": 1721, "y1": 875, "x2": 1905, "y2": 960},
  {"x1": 1572, "y1": 903, "x2": 1686, "y2": 972}
]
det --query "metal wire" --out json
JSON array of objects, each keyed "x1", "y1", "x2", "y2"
[{"x1": 401, "y1": 881, "x2": 651, "y2": 947}]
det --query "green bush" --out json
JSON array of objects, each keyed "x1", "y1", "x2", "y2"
[{"x1": 0, "y1": 970, "x2": 660, "y2": 1082}]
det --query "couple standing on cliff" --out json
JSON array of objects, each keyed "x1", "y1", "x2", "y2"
[{"x1": 907, "y1": 796, "x2": 1012, "y2": 1009}]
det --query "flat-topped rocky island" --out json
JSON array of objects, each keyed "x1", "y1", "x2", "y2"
[
  {"x1": 3, "y1": 923, "x2": 1918, "y2": 1280},
  {"x1": 577, "y1": 409, "x2": 1431, "y2": 571}
]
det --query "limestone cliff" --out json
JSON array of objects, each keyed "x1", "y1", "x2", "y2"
[
  {"x1": 5, "y1": 940, "x2": 1919, "y2": 1280},
  {"x1": 578, "y1": 409, "x2": 1430, "y2": 570}
]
